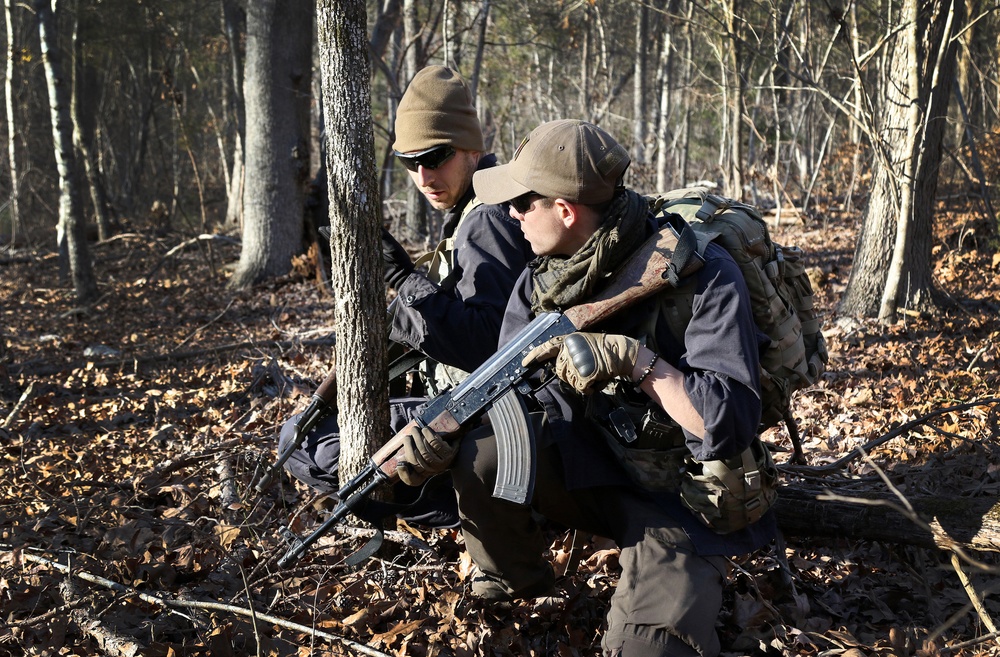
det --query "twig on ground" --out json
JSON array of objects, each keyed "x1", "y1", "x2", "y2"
[
  {"x1": 939, "y1": 630, "x2": 1000, "y2": 654},
  {"x1": 8, "y1": 591, "x2": 96, "y2": 628},
  {"x1": 173, "y1": 298, "x2": 235, "y2": 351},
  {"x1": 782, "y1": 397, "x2": 1000, "y2": 475},
  {"x1": 14, "y1": 550, "x2": 393, "y2": 657},
  {"x1": 948, "y1": 552, "x2": 999, "y2": 636},
  {"x1": 3, "y1": 381, "x2": 35, "y2": 429},
  {"x1": 143, "y1": 234, "x2": 239, "y2": 283}
]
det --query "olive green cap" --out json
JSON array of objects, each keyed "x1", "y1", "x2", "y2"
[{"x1": 473, "y1": 119, "x2": 630, "y2": 205}]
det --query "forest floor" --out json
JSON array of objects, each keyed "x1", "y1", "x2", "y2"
[{"x1": 1, "y1": 199, "x2": 999, "y2": 657}]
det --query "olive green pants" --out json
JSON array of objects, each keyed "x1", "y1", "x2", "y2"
[{"x1": 451, "y1": 422, "x2": 726, "y2": 657}]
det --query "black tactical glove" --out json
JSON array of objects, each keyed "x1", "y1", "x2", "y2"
[
  {"x1": 523, "y1": 332, "x2": 640, "y2": 394},
  {"x1": 396, "y1": 425, "x2": 458, "y2": 487},
  {"x1": 382, "y1": 227, "x2": 414, "y2": 290}
]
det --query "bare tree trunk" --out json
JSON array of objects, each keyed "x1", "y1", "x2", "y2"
[
  {"x1": 845, "y1": 0, "x2": 863, "y2": 213},
  {"x1": 4, "y1": 0, "x2": 20, "y2": 243},
  {"x1": 370, "y1": 0, "x2": 403, "y2": 63},
  {"x1": 70, "y1": 0, "x2": 111, "y2": 242},
  {"x1": 401, "y1": 0, "x2": 426, "y2": 242},
  {"x1": 840, "y1": 0, "x2": 962, "y2": 320},
  {"x1": 444, "y1": 0, "x2": 461, "y2": 69},
  {"x1": 222, "y1": 0, "x2": 245, "y2": 230},
  {"x1": 878, "y1": 0, "x2": 923, "y2": 323},
  {"x1": 467, "y1": 0, "x2": 489, "y2": 102},
  {"x1": 654, "y1": 20, "x2": 672, "y2": 191},
  {"x1": 720, "y1": 0, "x2": 744, "y2": 199},
  {"x1": 316, "y1": 0, "x2": 390, "y2": 483},
  {"x1": 229, "y1": 0, "x2": 311, "y2": 288},
  {"x1": 37, "y1": 0, "x2": 95, "y2": 302},
  {"x1": 632, "y1": 2, "x2": 647, "y2": 166},
  {"x1": 677, "y1": 4, "x2": 693, "y2": 186}
]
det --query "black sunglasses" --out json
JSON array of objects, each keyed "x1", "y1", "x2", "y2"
[
  {"x1": 510, "y1": 192, "x2": 543, "y2": 215},
  {"x1": 394, "y1": 145, "x2": 456, "y2": 172}
]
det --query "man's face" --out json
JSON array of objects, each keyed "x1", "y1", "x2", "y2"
[
  {"x1": 403, "y1": 148, "x2": 480, "y2": 211},
  {"x1": 508, "y1": 195, "x2": 574, "y2": 257}
]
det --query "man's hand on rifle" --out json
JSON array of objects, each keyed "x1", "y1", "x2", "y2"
[
  {"x1": 382, "y1": 227, "x2": 414, "y2": 290},
  {"x1": 523, "y1": 332, "x2": 640, "y2": 394},
  {"x1": 397, "y1": 425, "x2": 458, "y2": 486}
]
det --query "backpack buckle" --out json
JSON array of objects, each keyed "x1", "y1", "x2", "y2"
[{"x1": 696, "y1": 194, "x2": 732, "y2": 221}]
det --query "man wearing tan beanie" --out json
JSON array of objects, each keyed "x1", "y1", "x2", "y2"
[
  {"x1": 276, "y1": 66, "x2": 532, "y2": 528},
  {"x1": 382, "y1": 65, "x2": 532, "y2": 377}
]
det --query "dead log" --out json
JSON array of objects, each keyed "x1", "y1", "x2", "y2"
[
  {"x1": 59, "y1": 579, "x2": 144, "y2": 657},
  {"x1": 775, "y1": 484, "x2": 1000, "y2": 552}
]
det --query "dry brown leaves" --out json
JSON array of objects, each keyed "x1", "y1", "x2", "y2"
[{"x1": 1, "y1": 202, "x2": 999, "y2": 656}]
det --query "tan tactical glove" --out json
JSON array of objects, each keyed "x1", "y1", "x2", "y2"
[
  {"x1": 522, "y1": 332, "x2": 640, "y2": 394},
  {"x1": 396, "y1": 425, "x2": 458, "y2": 486}
]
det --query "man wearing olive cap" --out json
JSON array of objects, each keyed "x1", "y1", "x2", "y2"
[
  {"x1": 444, "y1": 120, "x2": 777, "y2": 656},
  {"x1": 277, "y1": 67, "x2": 532, "y2": 527}
]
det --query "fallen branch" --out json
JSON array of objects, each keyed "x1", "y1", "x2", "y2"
[
  {"x1": 949, "y1": 552, "x2": 998, "y2": 635},
  {"x1": 8, "y1": 592, "x2": 96, "y2": 628},
  {"x1": 60, "y1": 578, "x2": 143, "y2": 657},
  {"x1": 782, "y1": 397, "x2": 1000, "y2": 475},
  {"x1": 142, "y1": 234, "x2": 240, "y2": 283},
  {"x1": 2, "y1": 381, "x2": 34, "y2": 429},
  {"x1": 939, "y1": 629, "x2": 1000, "y2": 655},
  {"x1": 15, "y1": 550, "x2": 392, "y2": 657}
]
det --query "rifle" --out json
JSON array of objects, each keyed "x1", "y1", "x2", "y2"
[
  {"x1": 277, "y1": 223, "x2": 701, "y2": 568},
  {"x1": 254, "y1": 303, "x2": 428, "y2": 493}
]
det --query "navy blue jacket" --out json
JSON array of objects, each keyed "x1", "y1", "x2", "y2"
[{"x1": 390, "y1": 155, "x2": 534, "y2": 372}]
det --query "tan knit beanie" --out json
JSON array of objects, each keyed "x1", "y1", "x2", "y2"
[{"x1": 393, "y1": 66, "x2": 485, "y2": 153}]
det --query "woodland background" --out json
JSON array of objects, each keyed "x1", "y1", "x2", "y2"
[{"x1": 2, "y1": 0, "x2": 1000, "y2": 655}]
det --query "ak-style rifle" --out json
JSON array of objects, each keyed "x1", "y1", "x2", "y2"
[{"x1": 276, "y1": 222, "x2": 701, "y2": 568}]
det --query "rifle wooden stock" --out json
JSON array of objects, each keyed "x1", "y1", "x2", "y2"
[{"x1": 254, "y1": 366, "x2": 338, "y2": 492}]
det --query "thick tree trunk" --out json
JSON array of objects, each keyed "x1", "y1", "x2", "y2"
[
  {"x1": 776, "y1": 485, "x2": 1000, "y2": 553},
  {"x1": 839, "y1": 0, "x2": 961, "y2": 320},
  {"x1": 316, "y1": 0, "x2": 390, "y2": 483},
  {"x1": 37, "y1": 0, "x2": 95, "y2": 302},
  {"x1": 229, "y1": 0, "x2": 311, "y2": 288}
]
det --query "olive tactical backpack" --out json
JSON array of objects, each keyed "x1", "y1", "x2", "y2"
[{"x1": 648, "y1": 187, "x2": 828, "y2": 458}]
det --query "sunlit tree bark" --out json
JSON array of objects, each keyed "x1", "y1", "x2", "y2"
[
  {"x1": 4, "y1": 0, "x2": 20, "y2": 243},
  {"x1": 37, "y1": 0, "x2": 95, "y2": 301},
  {"x1": 229, "y1": 0, "x2": 311, "y2": 289},
  {"x1": 840, "y1": 0, "x2": 963, "y2": 322},
  {"x1": 316, "y1": 0, "x2": 390, "y2": 483}
]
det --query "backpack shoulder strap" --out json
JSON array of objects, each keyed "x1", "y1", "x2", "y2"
[{"x1": 413, "y1": 195, "x2": 483, "y2": 284}]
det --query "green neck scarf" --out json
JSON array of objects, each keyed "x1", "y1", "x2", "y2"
[{"x1": 531, "y1": 189, "x2": 650, "y2": 314}]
